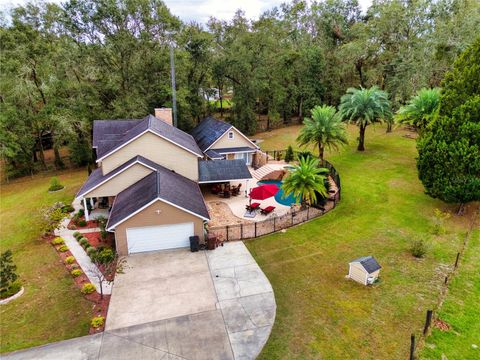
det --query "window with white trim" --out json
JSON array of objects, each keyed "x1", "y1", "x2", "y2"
[{"x1": 228, "y1": 131, "x2": 234, "y2": 140}]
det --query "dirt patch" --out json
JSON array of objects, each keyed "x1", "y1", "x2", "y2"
[
  {"x1": 67, "y1": 217, "x2": 99, "y2": 230},
  {"x1": 434, "y1": 318, "x2": 451, "y2": 331}
]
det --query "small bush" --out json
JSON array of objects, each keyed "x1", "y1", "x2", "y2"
[
  {"x1": 70, "y1": 263, "x2": 79, "y2": 269},
  {"x1": 79, "y1": 238, "x2": 89, "y2": 247},
  {"x1": 84, "y1": 243, "x2": 92, "y2": 251},
  {"x1": 91, "y1": 316, "x2": 105, "y2": 328},
  {"x1": 51, "y1": 237, "x2": 64, "y2": 246},
  {"x1": 0, "y1": 281, "x2": 22, "y2": 300},
  {"x1": 81, "y1": 283, "x2": 96, "y2": 294},
  {"x1": 432, "y1": 208, "x2": 451, "y2": 235},
  {"x1": 410, "y1": 238, "x2": 427, "y2": 258},
  {"x1": 78, "y1": 209, "x2": 84, "y2": 217},
  {"x1": 296, "y1": 151, "x2": 313, "y2": 161},
  {"x1": 100, "y1": 229, "x2": 108, "y2": 240},
  {"x1": 78, "y1": 220, "x2": 87, "y2": 227},
  {"x1": 73, "y1": 231, "x2": 81, "y2": 239},
  {"x1": 1, "y1": 250, "x2": 18, "y2": 294},
  {"x1": 87, "y1": 247, "x2": 97, "y2": 259},
  {"x1": 97, "y1": 248, "x2": 115, "y2": 264},
  {"x1": 48, "y1": 177, "x2": 64, "y2": 192},
  {"x1": 65, "y1": 256, "x2": 75, "y2": 264},
  {"x1": 284, "y1": 145, "x2": 294, "y2": 163},
  {"x1": 58, "y1": 245, "x2": 69, "y2": 252},
  {"x1": 49, "y1": 208, "x2": 67, "y2": 222},
  {"x1": 62, "y1": 205, "x2": 75, "y2": 213},
  {"x1": 71, "y1": 269, "x2": 82, "y2": 277}
]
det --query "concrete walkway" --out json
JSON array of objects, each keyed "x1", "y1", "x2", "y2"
[
  {"x1": 55, "y1": 218, "x2": 112, "y2": 295},
  {"x1": 3, "y1": 242, "x2": 275, "y2": 360}
]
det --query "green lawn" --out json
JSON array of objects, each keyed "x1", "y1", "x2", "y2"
[
  {"x1": 420, "y1": 228, "x2": 480, "y2": 359},
  {"x1": 209, "y1": 98, "x2": 232, "y2": 109},
  {"x1": 247, "y1": 124, "x2": 479, "y2": 359},
  {"x1": 0, "y1": 169, "x2": 92, "y2": 353}
]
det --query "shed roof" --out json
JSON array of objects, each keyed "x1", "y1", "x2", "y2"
[
  {"x1": 350, "y1": 256, "x2": 381, "y2": 274},
  {"x1": 106, "y1": 164, "x2": 209, "y2": 230},
  {"x1": 190, "y1": 117, "x2": 232, "y2": 151},
  {"x1": 198, "y1": 160, "x2": 252, "y2": 183},
  {"x1": 94, "y1": 115, "x2": 203, "y2": 159}
]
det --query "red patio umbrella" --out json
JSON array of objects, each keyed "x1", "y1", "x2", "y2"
[{"x1": 249, "y1": 184, "x2": 280, "y2": 201}]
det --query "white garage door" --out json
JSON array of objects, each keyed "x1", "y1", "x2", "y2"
[{"x1": 126, "y1": 222, "x2": 194, "y2": 254}]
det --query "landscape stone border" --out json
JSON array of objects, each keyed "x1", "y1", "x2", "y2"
[{"x1": 0, "y1": 287, "x2": 25, "y2": 305}]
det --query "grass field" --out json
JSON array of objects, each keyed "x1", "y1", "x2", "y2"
[
  {"x1": 0, "y1": 169, "x2": 91, "y2": 353},
  {"x1": 247, "y1": 124, "x2": 479, "y2": 359},
  {"x1": 420, "y1": 228, "x2": 479, "y2": 359}
]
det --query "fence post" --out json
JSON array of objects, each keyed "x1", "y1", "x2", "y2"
[
  {"x1": 423, "y1": 310, "x2": 433, "y2": 335},
  {"x1": 240, "y1": 224, "x2": 243, "y2": 240},
  {"x1": 226, "y1": 226, "x2": 229, "y2": 241},
  {"x1": 291, "y1": 212, "x2": 294, "y2": 226},
  {"x1": 409, "y1": 334, "x2": 415, "y2": 360},
  {"x1": 454, "y1": 252, "x2": 460, "y2": 268},
  {"x1": 254, "y1": 222, "x2": 257, "y2": 238},
  {"x1": 273, "y1": 216, "x2": 276, "y2": 232},
  {"x1": 307, "y1": 206, "x2": 310, "y2": 220},
  {"x1": 274, "y1": 150, "x2": 277, "y2": 160}
]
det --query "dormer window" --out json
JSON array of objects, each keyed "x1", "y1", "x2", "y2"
[{"x1": 228, "y1": 131, "x2": 234, "y2": 140}]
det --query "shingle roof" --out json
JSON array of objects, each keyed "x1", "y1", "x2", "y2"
[
  {"x1": 190, "y1": 117, "x2": 232, "y2": 151},
  {"x1": 107, "y1": 164, "x2": 209, "y2": 230},
  {"x1": 94, "y1": 115, "x2": 203, "y2": 159},
  {"x1": 350, "y1": 256, "x2": 381, "y2": 274},
  {"x1": 198, "y1": 160, "x2": 253, "y2": 183},
  {"x1": 214, "y1": 147, "x2": 256, "y2": 153},
  {"x1": 205, "y1": 149, "x2": 224, "y2": 159}
]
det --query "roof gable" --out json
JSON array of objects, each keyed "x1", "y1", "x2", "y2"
[
  {"x1": 94, "y1": 115, "x2": 203, "y2": 160},
  {"x1": 190, "y1": 117, "x2": 232, "y2": 151},
  {"x1": 106, "y1": 163, "x2": 209, "y2": 230},
  {"x1": 350, "y1": 256, "x2": 381, "y2": 274}
]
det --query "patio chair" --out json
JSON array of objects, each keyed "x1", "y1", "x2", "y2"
[
  {"x1": 260, "y1": 206, "x2": 275, "y2": 215},
  {"x1": 245, "y1": 202, "x2": 260, "y2": 212}
]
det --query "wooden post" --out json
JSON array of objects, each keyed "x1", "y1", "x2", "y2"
[
  {"x1": 410, "y1": 334, "x2": 415, "y2": 360},
  {"x1": 226, "y1": 226, "x2": 229, "y2": 241},
  {"x1": 307, "y1": 206, "x2": 310, "y2": 220},
  {"x1": 273, "y1": 216, "x2": 276, "y2": 232},
  {"x1": 423, "y1": 310, "x2": 433, "y2": 335},
  {"x1": 254, "y1": 222, "x2": 257, "y2": 238},
  {"x1": 444, "y1": 276, "x2": 448, "y2": 285},
  {"x1": 454, "y1": 252, "x2": 460, "y2": 268},
  {"x1": 240, "y1": 224, "x2": 243, "y2": 239}
]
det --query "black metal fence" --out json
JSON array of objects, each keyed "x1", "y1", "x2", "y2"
[{"x1": 207, "y1": 151, "x2": 341, "y2": 241}]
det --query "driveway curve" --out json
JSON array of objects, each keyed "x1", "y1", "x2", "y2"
[{"x1": 3, "y1": 242, "x2": 275, "y2": 360}]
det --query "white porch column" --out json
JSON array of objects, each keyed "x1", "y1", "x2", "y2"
[
  {"x1": 83, "y1": 198, "x2": 90, "y2": 221},
  {"x1": 245, "y1": 179, "x2": 249, "y2": 197}
]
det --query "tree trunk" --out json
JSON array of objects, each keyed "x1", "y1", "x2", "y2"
[
  {"x1": 386, "y1": 121, "x2": 392, "y2": 133},
  {"x1": 319, "y1": 143, "x2": 324, "y2": 161},
  {"x1": 37, "y1": 134, "x2": 47, "y2": 169},
  {"x1": 358, "y1": 124, "x2": 366, "y2": 151},
  {"x1": 33, "y1": 148, "x2": 38, "y2": 163},
  {"x1": 53, "y1": 145, "x2": 65, "y2": 169}
]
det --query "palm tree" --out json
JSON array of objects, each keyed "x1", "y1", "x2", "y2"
[
  {"x1": 396, "y1": 88, "x2": 441, "y2": 132},
  {"x1": 281, "y1": 156, "x2": 328, "y2": 208},
  {"x1": 339, "y1": 86, "x2": 392, "y2": 151},
  {"x1": 297, "y1": 105, "x2": 348, "y2": 161}
]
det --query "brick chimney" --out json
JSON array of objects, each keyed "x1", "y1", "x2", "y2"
[{"x1": 154, "y1": 108, "x2": 173, "y2": 126}]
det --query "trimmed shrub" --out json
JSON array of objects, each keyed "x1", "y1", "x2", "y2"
[
  {"x1": 284, "y1": 145, "x2": 294, "y2": 163},
  {"x1": 48, "y1": 177, "x2": 64, "y2": 192},
  {"x1": 1, "y1": 250, "x2": 18, "y2": 295},
  {"x1": 81, "y1": 283, "x2": 96, "y2": 294},
  {"x1": 410, "y1": 238, "x2": 427, "y2": 258},
  {"x1": 0, "y1": 281, "x2": 22, "y2": 300},
  {"x1": 77, "y1": 209, "x2": 84, "y2": 217},
  {"x1": 79, "y1": 238, "x2": 89, "y2": 247},
  {"x1": 97, "y1": 248, "x2": 115, "y2": 264},
  {"x1": 71, "y1": 269, "x2": 82, "y2": 277},
  {"x1": 91, "y1": 316, "x2": 105, "y2": 328},
  {"x1": 87, "y1": 247, "x2": 97, "y2": 259},
  {"x1": 70, "y1": 263, "x2": 79, "y2": 269},
  {"x1": 62, "y1": 205, "x2": 75, "y2": 213},
  {"x1": 58, "y1": 245, "x2": 69, "y2": 252},
  {"x1": 100, "y1": 230, "x2": 108, "y2": 240},
  {"x1": 65, "y1": 256, "x2": 75, "y2": 264},
  {"x1": 78, "y1": 220, "x2": 87, "y2": 227},
  {"x1": 51, "y1": 237, "x2": 64, "y2": 246},
  {"x1": 73, "y1": 231, "x2": 81, "y2": 239}
]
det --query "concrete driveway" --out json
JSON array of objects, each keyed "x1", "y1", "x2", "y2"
[
  {"x1": 106, "y1": 249, "x2": 218, "y2": 330},
  {"x1": 4, "y1": 242, "x2": 275, "y2": 360}
]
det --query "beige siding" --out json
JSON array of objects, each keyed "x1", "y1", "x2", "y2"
[
  {"x1": 210, "y1": 127, "x2": 256, "y2": 150},
  {"x1": 349, "y1": 263, "x2": 367, "y2": 285},
  {"x1": 114, "y1": 200, "x2": 205, "y2": 256},
  {"x1": 85, "y1": 164, "x2": 152, "y2": 198},
  {"x1": 101, "y1": 132, "x2": 199, "y2": 180}
]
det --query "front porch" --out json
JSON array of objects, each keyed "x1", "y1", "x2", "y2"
[{"x1": 80, "y1": 196, "x2": 113, "y2": 221}]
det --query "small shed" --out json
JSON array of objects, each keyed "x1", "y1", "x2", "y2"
[{"x1": 348, "y1": 256, "x2": 381, "y2": 285}]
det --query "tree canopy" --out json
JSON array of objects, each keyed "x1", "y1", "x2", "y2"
[
  {"x1": 1, "y1": 0, "x2": 479, "y2": 178},
  {"x1": 416, "y1": 38, "x2": 480, "y2": 206}
]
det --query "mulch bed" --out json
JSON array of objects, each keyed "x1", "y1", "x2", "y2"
[
  {"x1": 82, "y1": 232, "x2": 114, "y2": 249},
  {"x1": 44, "y1": 233, "x2": 111, "y2": 333},
  {"x1": 67, "y1": 217, "x2": 99, "y2": 230}
]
